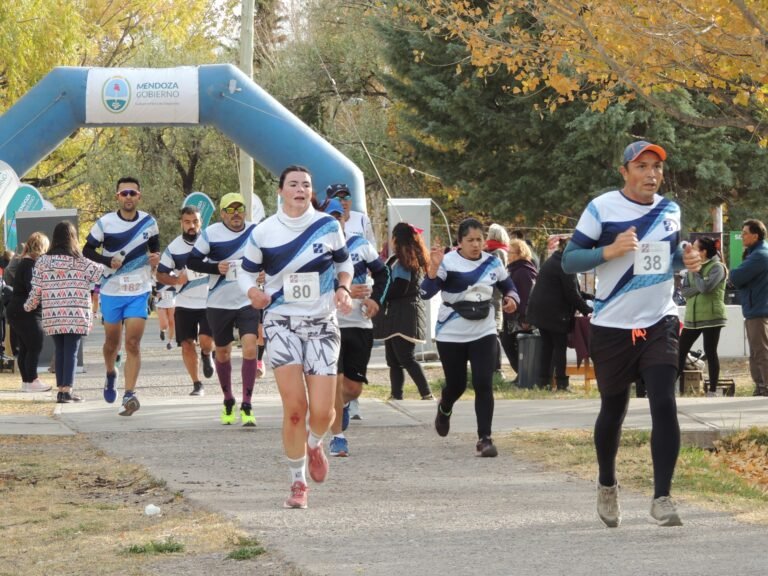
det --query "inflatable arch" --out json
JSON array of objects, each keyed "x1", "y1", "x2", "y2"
[{"x1": 0, "y1": 65, "x2": 365, "y2": 211}]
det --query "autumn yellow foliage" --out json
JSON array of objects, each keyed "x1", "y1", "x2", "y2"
[{"x1": 394, "y1": 0, "x2": 767, "y2": 142}]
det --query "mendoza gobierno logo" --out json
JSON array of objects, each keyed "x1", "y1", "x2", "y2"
[{"x1": 102, "y1": 76, "x2": 131, "y2": 113}]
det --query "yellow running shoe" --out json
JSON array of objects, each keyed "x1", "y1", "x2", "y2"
[
  {"x1": 220, "y1": 400, "x2": 237, "y2": 425},
  {"x1": 240, "y1": 403, "x2": 256, "y2": 427}
]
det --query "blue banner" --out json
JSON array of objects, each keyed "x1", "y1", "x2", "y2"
[
  {"x1": 182, "y1": 191, "x2": 215, "y2": 228},
  {"x1": 4, "y1": 183, "x2": 45, "y2": 250}
]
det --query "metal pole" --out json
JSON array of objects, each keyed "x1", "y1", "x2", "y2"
[{"x1": 239, "y1": 0, "x2": 255, "y2": 215}]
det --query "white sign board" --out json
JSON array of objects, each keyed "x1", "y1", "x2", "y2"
[{"x1": 85, "y1": 67, "x2": 199, "y2": 124}]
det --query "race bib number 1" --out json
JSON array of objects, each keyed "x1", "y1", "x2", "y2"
[
  {"x1": 283, "y1": 272, "x2": 320, "y2": 302},
  {"x1": 634, "y1": 241, "x2": 670, "y2": 275},
  {"x1": 225, "y1": 260, "x2": 240, "y2": 282}
]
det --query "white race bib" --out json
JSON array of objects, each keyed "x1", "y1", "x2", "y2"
[
  {"x1": 634, "y1": 241, "x2": 670, "y2": 275},
  {"x1": 283, "y1": 272, "x2": 320, "y2": 302},
  {"x1": 120, "y1": 274, "x2": 143, "y2": 293},
  {"x1": 185, "y1": 268, "x2": 205, "y2": 281},
  {"x1": 225, "y1": 260, "x2": 240, "y2": 281},
  {"x1": 463, "y1": 283, "x2": 493, "y2": 302}
]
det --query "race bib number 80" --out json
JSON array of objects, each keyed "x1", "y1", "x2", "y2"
[
  {"x1": 633, "y1": 241, "x2": 670, "y2": 275},
  {"x1": 283, "y1": 272, "x2": 320, "y2": 302}
]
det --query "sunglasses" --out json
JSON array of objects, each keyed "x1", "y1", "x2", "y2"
[
  {"x1": 223, "y1": 205, "x2": 245, "y2": 215},
  {"x1": 334, "y1": 193, "x2": 351, "y2": 200},
  {"x1": 118, "y1": 189, "x2": 139, "y2": 197}
]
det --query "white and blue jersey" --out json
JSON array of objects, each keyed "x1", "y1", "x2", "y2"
[
  {"x1": 188, "y1": 222, "x2": 256, "y2": 310},
  {"x1": 86, "y1": 211, "x2": 159, "y2": 297},
  {"x1": 338, "y1": 235, "x2": 390, "y2": 329},
  {"x1": 569, "y1": 190, "x2": 681, "y2": 329},
  {"x1": 420, "y1": 250, "x2": 517, "y2": 343},
  {"x1": 239, "y1": 207, "x2": 353, "y2": 318},
  {"x1": 157, "y1": 235, "x2": 209, "y2": 310}
]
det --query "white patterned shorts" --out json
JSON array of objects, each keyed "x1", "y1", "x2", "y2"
[{"x1": 263, "y1": 313, "x2": 340, "y2": 376}]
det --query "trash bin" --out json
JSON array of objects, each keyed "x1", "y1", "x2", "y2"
[{"x1": 517, "y1": 331, "x2": 541, "y2": 389}]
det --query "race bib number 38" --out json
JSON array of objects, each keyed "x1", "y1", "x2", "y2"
[
  {"x1": 634, "y1": 241, "x2": 670, "y2": 275},
  {"x1": 283, "y1": 272, "x2": 320, "y2": 302}
]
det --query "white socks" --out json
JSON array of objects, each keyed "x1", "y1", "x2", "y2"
[{"x1": 287, "y1": 456, "x2": 307, "y2": 485}]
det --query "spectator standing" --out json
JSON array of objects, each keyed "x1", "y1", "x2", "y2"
[
  {"x1": 6, "y1": 233, "x2": 51, "y2": 392},
  {"x1": 24, "y1": 222, "x2": 103, "y2": 402},
  {"x1": 677, "y1": 236, "x2": 727, "y2": 396},
  {"x1": 501, "y1": 238, "x2": 538, "y2": 383},
  {"x1": 485, "y1": 223, "x2": 510, "y2": 377},
  {"x1": 422, "y1": 218, "x2": 519, "y2": 457},
  {"x1": 372, "y1": 222, "x2": 434, "y2": 401},
  {"x1": 729, "y1": 219, "x2": 768, "y2": 396},
  {"x1": 562, "y1": 140, "x2": 701, "y2": 528},
  {"x1": 527, "y1": 236, "x2": 593, "y2": 391}
]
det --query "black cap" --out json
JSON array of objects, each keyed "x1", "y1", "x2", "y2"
[{"x1": 325, "y1": 183, "x2": 350, "y2": 198}]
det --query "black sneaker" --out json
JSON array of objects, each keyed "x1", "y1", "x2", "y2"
[
  {"x1": 190, "y1": 381, "x2": 204, "y2": 396},
  {"x1": 160, "y1": 329, "x2": 166, "y2": 341},
  {"x1": 435, "y1": 402, "x2": 451, "y2": 437},
  {"x1": 476, "y1": 437, "x2": 498, "y2": 457},
  {"x1": 58, "y1": 392, "x2": 84, "y2": 403},
  {"x1": 201, "y1": 353, "x2": 214, "y2": 379}
]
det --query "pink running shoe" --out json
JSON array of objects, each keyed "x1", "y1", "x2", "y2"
[
  {"x1": 307, "y1": 442, "x2": 329, "y2": 483},
  {"x1": 284, "y1": 481, "x2": 308, "y2": 509},
  {"x1": 256, "y1": 360, "x2": 265, "y2": 378}
]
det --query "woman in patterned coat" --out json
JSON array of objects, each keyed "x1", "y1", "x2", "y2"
[{"x1": 25, "y1": 221, "x2": 103, "y2": 403}]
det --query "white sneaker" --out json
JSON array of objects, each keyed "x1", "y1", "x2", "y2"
[
  {"x1": 650, "y1": 496, "x2": 682, "y2": 526},
  {"x1": 24, "y1": 379, "x2": 52, "y2": 393},
  {"x1": 597, "y1": 481, "x2": 621, "y2": 527}
]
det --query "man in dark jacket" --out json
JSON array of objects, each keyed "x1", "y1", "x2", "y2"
[
  {"x1": 526, "y1": 237, "x2": 592, "y2": 390},
  {"x1": 730, "y1": 219, "x2": 768, "y2": 396}
]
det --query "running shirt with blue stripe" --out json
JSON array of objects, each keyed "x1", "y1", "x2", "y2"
[
  {"x1": 188, "y1": 222, "x2": 256, "y2": 310},
  {"x1": 338, "y1": 235, "x2": 390, "y2": 329},
  {"x1": 569, "y1": 190, "x2": 681, "y2": 329},
  {"x1": 157, "y1": 235, "x2": 209, "y2": 310},
  {"x1": 239, "y1": 207, "x2": 353, "y2": 317},
  {"x1": 420, "y1": 250, "x2": 517, "y2": 343},
  {"x1": 86, "y1": 211, "x2": 159, "y2": 297}
]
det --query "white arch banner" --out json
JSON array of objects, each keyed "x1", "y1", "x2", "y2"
[{"x1": 85, "y1": 67, "x2": 199, "y2": 124}]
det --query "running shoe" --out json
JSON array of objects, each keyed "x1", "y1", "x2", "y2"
[
  {"x1": 284, "y1": 481, "x2": 308, "y2": 509},
  {"x1": 160, "y1": 329, "x2": 166, "y2": 341},
  {"x1": 115, "y1": 353, "x2": 122, "y2": 368},
  {"x1": 240, "y1": 403, "x2": 256, "y2": 427},
  {"x1": 220, "y1": 399, "x2": 237, "y2": 425},
  {"x1": 421, "y1": 393, "x2": 435, "y2": 400},
  {"x1": 434, "y1": 402, "x2": 451, "y2": 437},
  {"x1": 166, "y1": 342, "x2": 173, "y2": 351},
  {"x1": 329, "y1": 436, "x2": 349, "y2": 457},
  {"x1": 103, "y1": 370, "x2": 118, "y2": 403},
  {"x1": 650, "y1": 496, "x2": 682, "y2": 527},
  {"x1": 341, "y1": 402, "x2": 350, "y2": 432},
  {"x1": 256, "y1": 359, "x2": 265, "y2": 378},
  {"x1": 475, "y1": 437, "x2": 498, "y2": 457},
  {"x1": 23, "y1": 379, "x2": 52, "y2": 393},
  {"x1": 190, "y1": 382, "x2": 204, "y2": 396},
  {"x1": 201, "y1": 353, "x2": 214, "y2": 379},
  {"x1": 597, "y1": 481, "x2": 621, "y2": 528},
  {"x1": 349, "y1": 398, "x2": 362, "y2": 420},
  {"x1": 118, "y1": 393, "x2": 140, "y2": 416},
  {"x1": 307, "y1": 442, "x2": 329, "y2": 483}
]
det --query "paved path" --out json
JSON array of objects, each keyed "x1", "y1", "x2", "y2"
[{"x1": 2, "y1": 319, "x2": 767, "y2": 575}]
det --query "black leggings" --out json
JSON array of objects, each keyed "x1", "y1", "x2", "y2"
[
  {"x1": 539, "y1": 329, "x2": 568, "y2": 381},
  {"x1": 594, "y1": 364, "x2": 680, "y2": 499},
  {"x1": 384, "y1": 336, "x2": 431, "y2": 398},
  {"x1": 678, "y1": 326, "x2": 722, "y2": 393},
  {"x1": 9, "y1": 311, "x2": 44, "y2": 383},
  {"x1": 437, "y1": 334, "x2": 497, "y2": 439}
]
